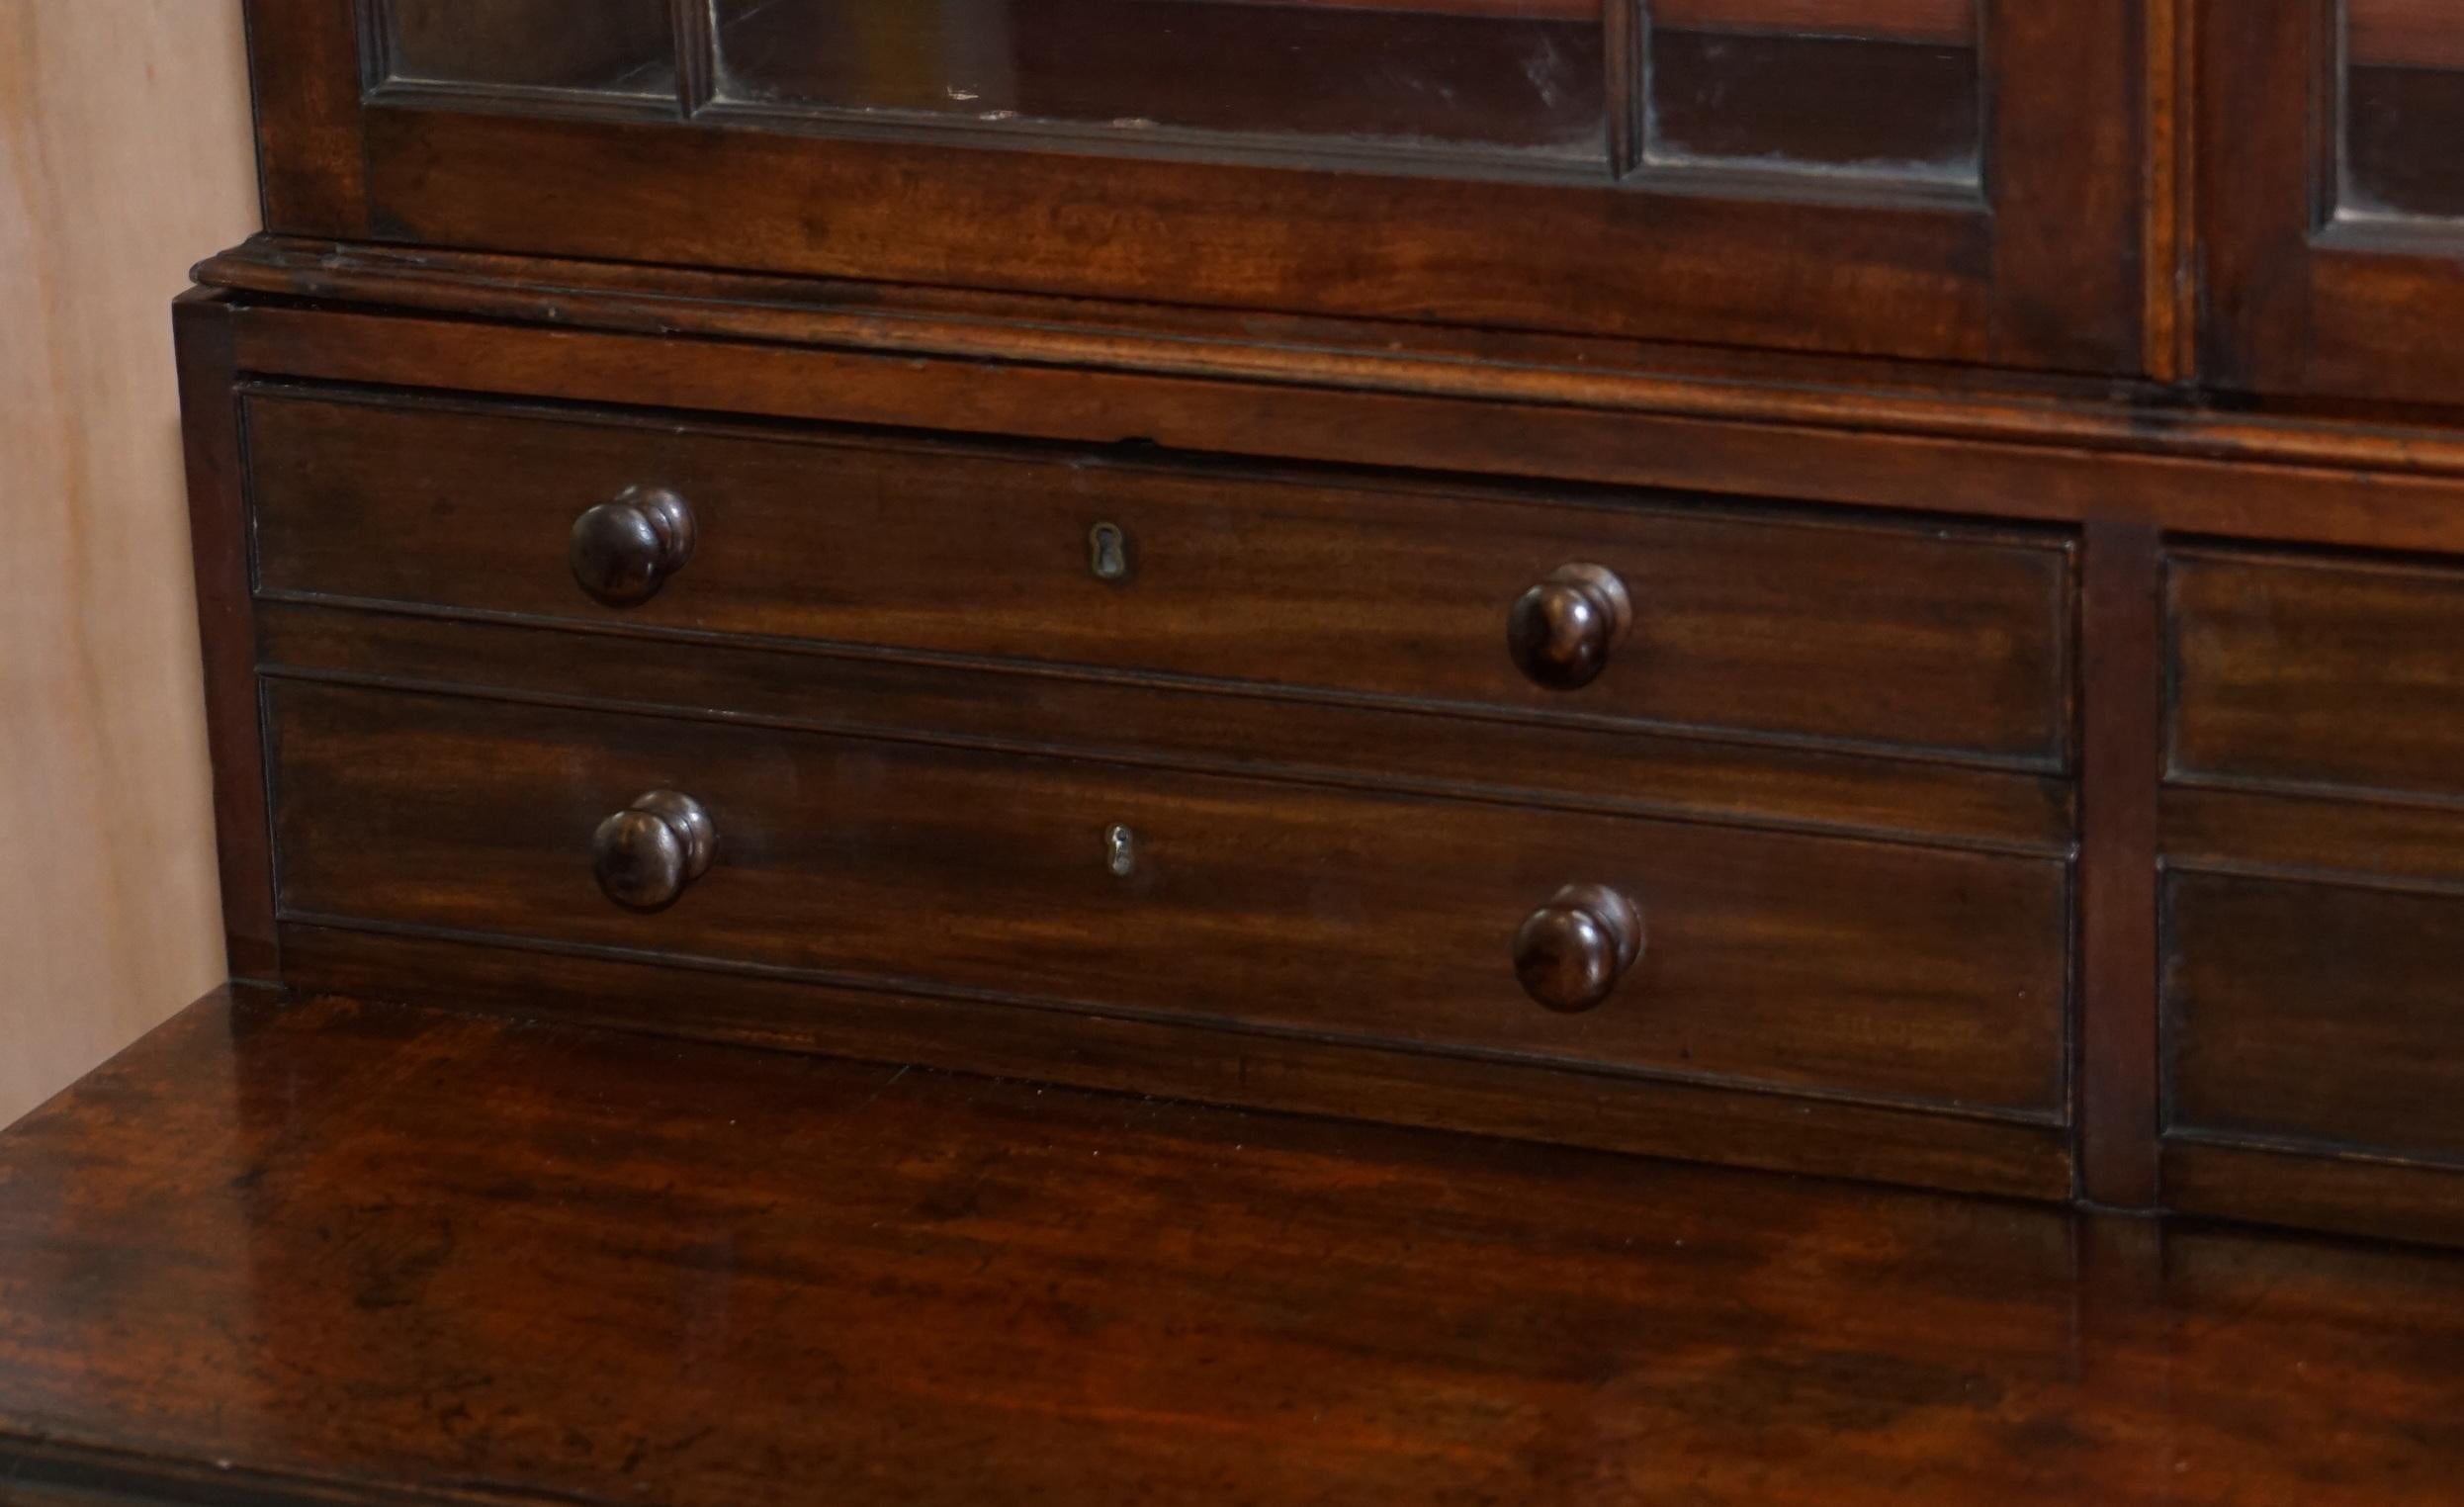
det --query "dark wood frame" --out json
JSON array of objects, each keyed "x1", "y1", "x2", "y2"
[
  {"x1": 2199, "y1": 0, "x2": 2464, "y2": 401},
  {"x1": 174, "y1": 291, "x2": 280, "y2": 987},
  {"x1": 246, "y1": 0, "x2": 2147, "y2": 372}
]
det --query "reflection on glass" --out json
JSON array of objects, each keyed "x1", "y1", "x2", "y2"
[
  {"x1": 712, "y1": 0, "x2": 1609, "y2": 160},
  {"x1": 384, "y1": 0, "x2": 676, "y2": 96},
  {"x1": 2343, "y1": 0, "x2": 2464, "y2": 220},
  {"x1": 1645, "y1": 0, "x2": 1980, "y2": 185}
]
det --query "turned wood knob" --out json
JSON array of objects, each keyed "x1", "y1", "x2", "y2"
[
  {"x1": 1514, "y1": 884, "x2": 1644, "y2": 1014},
  {"x1": 571, "y1": 487, "x2": 695, "y2": 607},
  {"x1": 592, "y1": 791, "x2": 716, "y2": 912},
  {"x1": 1507, "y1": 563, "x2": 1632, "y2": 691}
]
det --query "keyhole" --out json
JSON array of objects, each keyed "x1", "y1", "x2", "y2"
[
  {"x1": 1105, "y1": 824, "x2": 1138, "y2": 878},
  {"x1": 1089, "y1": 522, "x2": 1130, "y2": 582}
]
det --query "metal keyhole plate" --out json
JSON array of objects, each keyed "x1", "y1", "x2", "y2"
[{"x1": 1089, "y1": 521, "x2": 1131, "y2": 582}]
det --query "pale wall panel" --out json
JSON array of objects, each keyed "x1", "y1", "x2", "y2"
[{"x1": 0, "y1": 2, "x2": 258, "y2": 1126}]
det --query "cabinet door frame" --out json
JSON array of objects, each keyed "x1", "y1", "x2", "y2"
[
  {"x1": 2200, "y1": 0, "x2": 2464, "y2": 402},
  {"x1": 251, "y1": 0, "x2": 2147, "y2": 374}
]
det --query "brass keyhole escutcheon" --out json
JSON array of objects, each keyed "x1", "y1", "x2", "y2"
[
  {"x1": 1088, "y1": 521, "x2": 1131, "y2": 583},
  {"x1": 1105, "y1": 824, "x2": 1138, "y2": 878}
]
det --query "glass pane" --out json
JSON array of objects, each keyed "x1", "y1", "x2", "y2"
[
  {"x1": 1644, "y1": 0, "x2": 1981, "y2": 185},
  {"x1": 384, "y1": 0, "x2": 677, "y2": 97},
  {"x1": 2343, "y1": 0, "x2": 2464, "y2": 220},
  {"x1": 711, "y1": 0, "x2": 1609, "y2": 161}
]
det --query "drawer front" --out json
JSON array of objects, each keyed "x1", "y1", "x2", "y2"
[
  {"x1": 2166, "y1": 871, "x2": 2464, "y2": 1165},
  {"x1": 248, "y1": 392, "x2": 2075, "y2": 767},
  {"x1": 2170, "y1": 549, "x2": 2464, "y2": 801},
  {"x1": 269, "y1": 682, "x2": 2070, "y2": 1115}
]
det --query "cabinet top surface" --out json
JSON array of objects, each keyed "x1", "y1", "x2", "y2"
[{"x1": 3, "y1": 991, "x2": 2462, "y2": 1507}]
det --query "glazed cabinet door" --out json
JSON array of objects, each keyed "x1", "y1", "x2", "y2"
[
  {"x1": 2202, "y1": 0, "x2": 2464, "y2": 401},
  {"x1": 252, "y1": 0, "x2": 2144, "y2": 371}
]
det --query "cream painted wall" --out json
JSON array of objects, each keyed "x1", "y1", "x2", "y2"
[{"x1": 1, "y1": 3, "x2": 259, "y2": 1126}]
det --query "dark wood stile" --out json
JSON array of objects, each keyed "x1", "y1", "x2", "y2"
[
  {"x1": 2077, "y1": 522, "x2": 2162, "y2": 1209},
  {"x1": 245, "y1": 0, "x2": 369, "y2": 236},
  {"x1": 171, "y1": 291, "x2": 279, "y2": 985},
  {"x1": 2140, "y1": 0, "x2": 2192, "y2": 382}
]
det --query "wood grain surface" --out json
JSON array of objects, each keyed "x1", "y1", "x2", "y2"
[
  {"x1": 246, "y1": 389, "x2": 2078, "y2": 768},
  {"x1": 265, "y1": 681, "x2": 2072, "y2": 1116},
  {"x1": 0, "y1": 1, "x2": 255, "y2": 1128},
  {"x1": 2165, "y1": 869, "x2": 2464, "y2": 1166},
  {"x1": 2170, "y1": 546, "x2": 2464, "y2": 802},
  {"x1": 5, "y1": 990, "x2": 2464, "y2": 1506}
]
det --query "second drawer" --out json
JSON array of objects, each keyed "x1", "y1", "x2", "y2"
[{"x1": 268, "y1": 681, "x2": 2069, "y2": 1115}]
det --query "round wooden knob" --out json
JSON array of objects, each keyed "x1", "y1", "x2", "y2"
[
  {"x1": 1514, "y1": 884, "x2": 1644, "y2": 1014},
  {"x1": 592, "y1": 791, "x2": 716, "y2": 912},
  {"x1": 571, "y1": 487, "x2": 695, "y2": 607},
  {"x1": 1507, "y1": 564, "x2": 1632, "y2": 691}
]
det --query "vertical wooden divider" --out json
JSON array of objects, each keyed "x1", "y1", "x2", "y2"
[
  {"x1": 175, "y1": 292, "x2": 282, "y2": 987},
  {"x1": 2077, "y1": 520, "x2": 2164, "y2": 1208}
]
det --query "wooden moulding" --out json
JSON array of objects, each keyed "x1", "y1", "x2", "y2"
[
  {"x1": 199, "y1": 239, "x2": 2464, "y2": 556},
  {"x1": 2164, "y1": 1131, "x2": 2464, "y2": 1250}
]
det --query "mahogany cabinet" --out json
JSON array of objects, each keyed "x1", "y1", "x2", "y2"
[
  {"x1": 28, "y1": 0, "x2": 2464, "y2": 1242},
  {"x1": 21, "y1": 4, "x2": 2464, "y2": 1500}
]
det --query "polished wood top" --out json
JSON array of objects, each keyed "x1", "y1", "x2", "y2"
[{"x1": 2, "y1": 991, "x2": 2460, "y2": 1506}]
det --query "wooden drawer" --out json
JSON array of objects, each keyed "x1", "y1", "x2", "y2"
[
  {"x1": 247, "y1": 390, "x2": 2076, "y2": 768},
  {"x1": 2170, "y1": 548, "x2": 2464, "y2": 801},
  {"x1": 267, "y1": 681, "x2": 2070, "y2": 1116},
  {"x1": 2165, "y1": 870, "x2": 2464, "y2": 1166}
]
